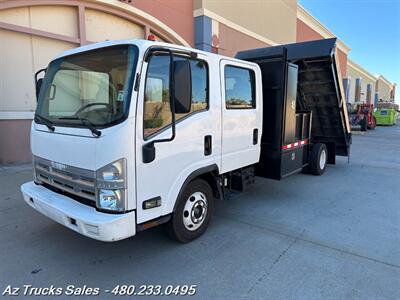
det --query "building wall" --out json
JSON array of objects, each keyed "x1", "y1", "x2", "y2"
[
  {"x1": 376, "y1": 76, "x2": 393, "y2": 102},
  {"x1": 0, "y1": 0, "x2": 189, "y2": 164},
  {"x1": 390, "y1": 84, "x2": 396, "y2": 101},
  {"x1": 336, "y1": 49, "x2": 348, "y2": 78},
  {"x1": 296, "y1": 18, "x2": 321, "y2": 42},
  {"x1": 132, "y1": 0, "x2": 194, "y2": 46},
  {"x1": 195, "y1": 0, "x2": 297, "y2": 45},
  {"x1": 216, "y1": 23, "x2": 270, "y2": 57},
  {"x1": 0, "y1": 120, "x2": 32, "y2": 164},
  {"x1": 346, "y1": 60, "x2": 376, "y2": 104},
  {"x1": 296, "y1": 19, "x2": 348, "y2": 77}
]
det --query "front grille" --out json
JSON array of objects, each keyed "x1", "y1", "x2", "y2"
[{"x1": 34, "y1": 156, "x2": 96, "y2": 203}]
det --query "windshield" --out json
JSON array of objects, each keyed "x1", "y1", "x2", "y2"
[{"x1": 36, "y1": 45, "x2": 137, "y2": 128}]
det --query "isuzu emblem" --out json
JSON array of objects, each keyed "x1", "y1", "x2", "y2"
[{"x1": 51, "y1": 161, "x2": 67, "y2": 171}]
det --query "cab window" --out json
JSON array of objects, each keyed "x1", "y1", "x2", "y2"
[
  {"x1": 225, "y1": 65, "x2": 255, "y2": 109},
  {"x1": 143, "y1": 54, "x2": 208, "y2": 139}
]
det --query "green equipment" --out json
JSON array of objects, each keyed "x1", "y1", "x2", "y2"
[{"x1": 373, "y1": 108, "x2": 398, "y2": 126}]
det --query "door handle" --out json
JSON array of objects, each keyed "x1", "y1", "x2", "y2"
[
  {"x1": 253, "y1": 128, "x2": 258, "y2": 145},
  {"x1": 204, "y1": 135, "x2": 212, "y2": 156}
]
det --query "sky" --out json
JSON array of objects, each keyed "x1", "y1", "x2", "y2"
[{"x1": 299, "y1": 0, "x2": 400, "y2": 102}]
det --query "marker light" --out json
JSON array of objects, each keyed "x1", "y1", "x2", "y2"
[{"x1": 147, "y1": 34, "x2": 156, "y2": 41}]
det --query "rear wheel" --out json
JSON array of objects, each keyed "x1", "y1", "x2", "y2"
[
  {"x1": 309, "y1": 143, "x2": 328, "y2": 175},
  {"x1": 167, "y1": 179, "x2": 214, "y2": 243}
]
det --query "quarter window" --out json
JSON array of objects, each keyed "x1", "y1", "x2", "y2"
[
  {"x1": 225, "y1": 66, "x2": 255, "y2": 109},
  {"x1": 143, "y1": 54, "x2": 208, "y2": 138}
]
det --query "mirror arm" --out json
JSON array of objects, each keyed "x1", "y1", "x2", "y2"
[
  {"x1": 34, "y1": 68, "x2": 47, "y2": 83},
  {"x1": 34, "y1": 68, "x2": 47, "y2": 101}
]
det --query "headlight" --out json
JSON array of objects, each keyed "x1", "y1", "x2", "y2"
[
  {"x1": 97, "y1": 159, "x2": 126, "y2": 184},
  {"x1": 96, "y1": 159, "x2": 127, "y2": 212},
  {"x1": 98, "y1": 189, "x2": 125, "y2": 212}
]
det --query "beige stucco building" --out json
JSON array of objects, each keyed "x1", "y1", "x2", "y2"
[
  {"x1": 376, "y1": 75, "x2": 395, "y2": 102},
  {"x1": 193, "y1": 0, "x2": 297, "y2": 56},
  {"x1": 0, "y1": 0, "x2": 193, "y2": 164},
  {"x1": 344, "y1": 60, "x2": 397, "y2": 105},
  {"x1": 345, "y1": 60, "x2": 377, "y2": 104},
  {"x1": 296, "y1": 4, "x2": 350, "y2": 78}
]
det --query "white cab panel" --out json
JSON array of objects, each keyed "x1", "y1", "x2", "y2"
[
  {"x1": 135, "y1": 52, "x2": 222, "y2": 224},
  {"x1": 31, "y1": 117, "x2": 137, "y2": 210},
  {"x1": 220, "y1": 59, "x2": 262, "y2": 173}
]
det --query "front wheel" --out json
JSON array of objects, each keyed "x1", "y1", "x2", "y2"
[
  {"x1": 167, "y1": 179, "x2": 214, "y2": 243},
  {"x1": 309, "y1": 143, "x2": 328, "y2": 176}
]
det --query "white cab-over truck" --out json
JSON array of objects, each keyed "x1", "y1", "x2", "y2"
[{"x1": 21, "y1": 38, "x2": 351, "y2": 242}]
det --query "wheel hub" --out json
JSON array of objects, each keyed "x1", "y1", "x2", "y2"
[
  {"x1": 319, "y1": 149, "x2": 327, "y2": 170},
  {"x1": 183, "y1": 192, "x2": 208, "y2": 231}
]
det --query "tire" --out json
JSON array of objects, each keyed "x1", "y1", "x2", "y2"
[
  {"x1": 361, "y1": 117, "x2": 368, "y2": 132},
  {"x1": 167, "y1": 179, "x2": 214, "y2": 243},
  {"x1": 309, "y1": 143, "x2": 328, "y2": 176},
  {"x1": 368, "y1": 116, "x2": 376, "y2": 130}
]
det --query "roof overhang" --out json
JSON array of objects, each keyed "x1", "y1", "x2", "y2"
[
  {"x1": 347, "y1": 59, "x2": 377, "y2": 82},
  {"x1": 377, "y1": 75, "x2": 393, "y2": 87}
]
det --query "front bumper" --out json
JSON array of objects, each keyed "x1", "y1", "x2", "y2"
[{"x1": 21, "y1": 181, "x2": 136, "y2": 242}]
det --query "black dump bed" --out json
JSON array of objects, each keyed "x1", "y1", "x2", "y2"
[{"x1": 236, "y1": 38, "x2": 351, "y2": 179}]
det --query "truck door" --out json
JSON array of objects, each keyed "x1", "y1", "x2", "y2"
[
  {"x1": 220, "y1": 60, "x2": 262, "y2": 173},
  {"x1": 135, "y1": 51, "x2": 221, "y2": 224}
]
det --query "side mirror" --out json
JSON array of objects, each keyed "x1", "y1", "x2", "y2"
[
  {"x1": 173, "y1": 60, "x2": 192, "y2": 114},
  {"x1": 143, "y1": 142, "x2": 156, "y2": 163},
  {"x1": 34, "y1": 68, "x2": 46, "y2": 101},
  {"x1": 36, "y1": 78, "x2": 43, "y2": 100}
]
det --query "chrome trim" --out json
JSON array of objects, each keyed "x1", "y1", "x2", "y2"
[{"x1": 34, "y1": 156, "x2": 96, "y2": 202}]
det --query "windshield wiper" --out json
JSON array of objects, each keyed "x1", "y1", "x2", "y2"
[
  {"x1": 34, "y1": 114, "x2": 55, "y2": 132},
  {"x1": 58, "y1": 116, "x2": 102, "y2": 137}
]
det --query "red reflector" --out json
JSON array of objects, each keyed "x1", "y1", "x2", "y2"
[
  {"x1": 147, "y1": 34, "x2": 156, "y2": 41},
  {"x1": 282, "y1": 139, "x2": 308, "y2": 150}
]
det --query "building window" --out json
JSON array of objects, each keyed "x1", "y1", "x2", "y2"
[
  {"x1": 143, "y1": 54, "x2": 208, "y2": 139},
  {"x1": 224, "y1": 66, "x2": 255, "y2": 109}
]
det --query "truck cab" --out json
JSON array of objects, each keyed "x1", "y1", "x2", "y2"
[{"x1": 21, "y1": 39, "x2": 262, "y2": 242}]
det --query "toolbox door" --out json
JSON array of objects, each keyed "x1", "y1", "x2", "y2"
[{"x1": 280, "y1": 63, "x2": 305, "y2": 178}]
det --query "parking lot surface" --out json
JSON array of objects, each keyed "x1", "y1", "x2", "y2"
[{"x1": 1, "y1": 125, "x2": 399, "y2": 299}]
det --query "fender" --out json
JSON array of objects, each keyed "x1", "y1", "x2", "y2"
[{"x1": 172, "y1": 164, "x2": 222, "y2": 212}]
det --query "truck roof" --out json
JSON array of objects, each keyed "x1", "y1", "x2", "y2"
[{"x1": 54, "y1": 39, "x2": 255, "y2": 67}]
